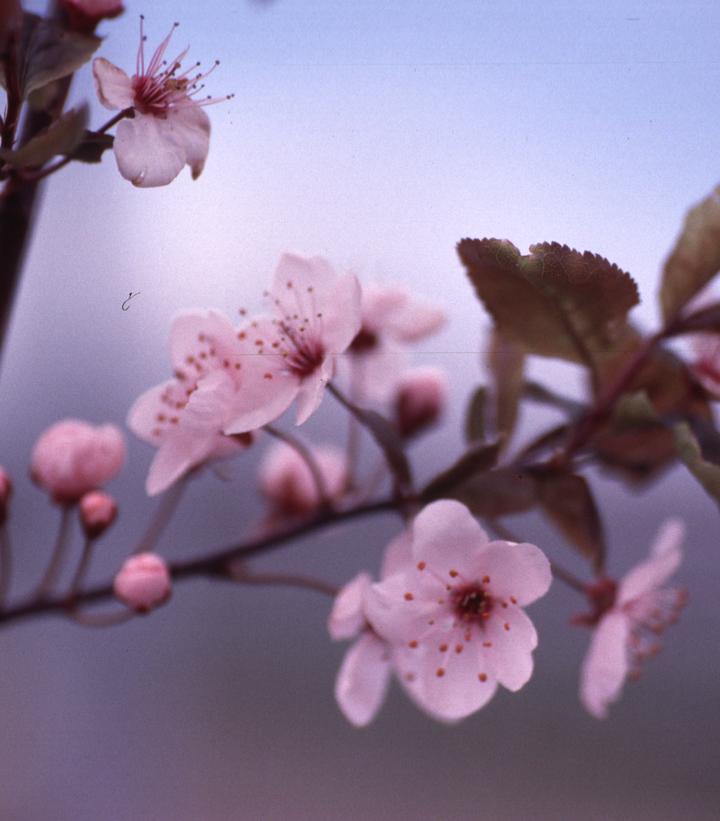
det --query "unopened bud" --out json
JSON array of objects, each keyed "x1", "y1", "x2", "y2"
[
  {"x1": 113, "y1": 553, "x2": 171, "y2": 613},
  {"x1": 0, "y1": 467, "x2": 12, "y2": 525},
  {"x1": 79, "y1": 490, "x2": 117, "y2": 539},
  {"x1": 394, "y1": 367, "x2": 448, "y2": 438}
]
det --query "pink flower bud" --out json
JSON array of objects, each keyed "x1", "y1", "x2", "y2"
[
  {"x1": 31, "y1": 419, "x2": 125, "y2": 504},
  {"x1": 258, "y1": 443, "x2": 347, "y2": 516},
  {"x1": 60, "y1": 0, "x2": 124, "y2": 32},
  {"x1": 393, "y1": 367, "x2": 448, "y2": 438},
  {"x1": 79, "y1": 490, "x2": 118, "y2": 539},
  {"x1": 113, "y1": 553, "x2": 171, "y2": 613},
  {"x1": 0, "y1": 467, "x2": 12, "y2": 525}
]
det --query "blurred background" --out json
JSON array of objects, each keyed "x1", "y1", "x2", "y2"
[{"x1": 1, "y1": 1, "x2": 719, "y2": 818}]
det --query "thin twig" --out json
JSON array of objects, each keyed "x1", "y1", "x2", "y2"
[
  {"x1": 134, "y1": 475, "x2": 189, "y2": 555},
  {"x1": 35, "y1": 505, "x2": 74, "y2": 598},
  {"x1": 0, "y1": 525, "x2": 11, "y2": 607},
  {"x1": 67, "y1": 537, "x2": 95, "y2": 597},
  {"x1": 230, "y1": 569, "x2": 338, "y2": 597},
  {"x1": 265, "y1": 424, "x2": 330, "y2": 507}
]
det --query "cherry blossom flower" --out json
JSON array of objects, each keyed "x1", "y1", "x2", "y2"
[
  {"x1": 92, "y1": 17, "x2": 227, "y2": 187},
  {"x1": 258, "y1": 441, "x2": 346, "y2": 516},
  {"x1": 114, "y1": 552, "x2": 171, "y2": 613},
  {"x1": 61, "y1": 0, "x2": 123, "y2": 32},
  {"x1": 79, "y1": 490, "x2": 118, "y2": 539},
  {"x1": 224, "y1": 253, "x2": 362, "y2": 434},
  {"x1": 366, "y1": 500, "x2": 552, "y2": 722},
  {"x1": 393, "y1": 366, "x2": 448, "y2": 438},
  {"x1": 579, "y1": 519, "x2": 687, "y2": 719},
  {"x1": 689, "y1": 334, "x2": 720, "y2": 397},
  {"x1": 31, "y1": 419, "x2": 125, "y2": 504},
  {"x1": 127, "y1": 309, "x2": 254, "y2": 496},
  {"x1": 347, "y1": 284, "x2": 446, "y2": 401}
]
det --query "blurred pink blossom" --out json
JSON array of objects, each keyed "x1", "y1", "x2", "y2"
[
  {"x1": 258, "y1": 442, "x2": 346, "y2": 516},
  {"x1": 30, "y1": 420, "x2": 125, "y2": 504},
  {"x1": 79, "y1": 490, "x2": 118, "y2": 539},
  {"x1": 61, "y1": 0, "x2": 123, "y2": 31},
  {"x1": 114, "y1": 552, "x2": 171, "y2": 613},
  {"x1": 579, "y1": 519, "x2": 687, "y2": 719},
  {"x1": 127, "y1": 310, "x2": 254, "y2": 496},
  {"x1": 366, "y1": 500, "x2": 552, "y2": 722},
  {"x1": 92, "y1": 18, "x2": 225, "y2": 187},
  {"x1": 393, "y1": 366, "x2": 448, "y2": 438},
  {"x1": 224, "y1": 253, "x2": 362, "y2": 433}
]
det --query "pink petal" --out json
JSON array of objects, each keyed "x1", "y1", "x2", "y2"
[
  {"x1": 483, "y1": 606, "x2": 538, "y2": 691},
  {"x1": 272, "y1": 253, "x2": 339, "y2": 302},
  {"x1": 366, "y1": 571, "x2": 447, "y2": 645},
  {"x1": 354, "y1": 343, "x2": 410, "y2": 402},
  {"x1": 157, "y1": 104, "x2": 211, "y2": 180},
  {"x1": 295, "y1": 358, "x2": 334, "y2": 425},
  {"x1": 169, "y1": 309, "x2": 238, "y2": 373},
  {"x1": 361, "y1": 286, "x2": 409, "y2": 331},
  {"x1": 579, "y1": 611, "x2": 630, "y2": 719},
  {"x1": 92, "y1": 57, "x2": 133, "y2": 110},
  {"x1": 380, "y1": 530, "x2": 413, "y2": 579},
  {"x1": 335, "y1": 632, "x2": 392, "y2": 727},
  {"x1": 618, "y1": 519, "x2": 684, "y2": 605},
  {"x1": 146, "y1": 431, "x2": 214, "y2": 496},
  {"x1": 127, "y1": 381, "x2": 174, "y2": 443},
  {"x1": 113, "y1": 114, "x2": 186, "y2": 187},
  {"x1": 318, "y1": 273, "x2": 363, "y2": 354},
  {"x1": 411, "y1": 500, "x2": 489, "y2": 580},
  {"x1": 328, "y1": 572, "x2": 372, "y2": 640},
  {"x1": 384, "y1": 298, "x2": 446, "y2": 343},
  {"x1": 479, "y1": 541, "x2": 553, "y2": 606}
]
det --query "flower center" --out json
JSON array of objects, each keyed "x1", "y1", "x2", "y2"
[
  {"x1": 283, "y1": 334, "x2": 326, "y2": 378},
  {"x1": 349, "y1": 327, "x2": 379, "y2": 353},
  {"x1": 452, "y1": 584, "x2": 493, "y2": 624}
]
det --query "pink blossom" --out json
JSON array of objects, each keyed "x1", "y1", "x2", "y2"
[
  {"x1": 79, "y1": 490, "x2": 118, "y2": 539},
  {"x1": 61, "y1": 0, "x2": 123, "y2": 31},
  {"x1": 127, "y1": 309, "x2": 254, "y2": 496},
  {"x1": 689, "y1": 334, "x2": 720, "y2": 397},
  {"x1": 114, "y1": 552, "x2": 171, "y2": 613},
  {"x1": 258, "y1": 442, "x2": 346, "y2": 516},
  {"x1": 366, "y1": 500, "x2": 552, "y2": 721},
  {"x1": 31, "y1": 420, "x2": 125, "y2": 504},
  {"x1": 579, "y1": 519, "x2": 687, "y2": 719},
  {"x1": 393, "y1": 366, "x2": 448, "y2": 438},
  {"x1": 92, "y1": 18, "x2": 227, "y2": 187},
  {"x1": 224, "y1": 254, "x2": 362, "y2": 434},
  {"x1": 0, "y1": 466, "x2": 12, "y2": 525},
  {"x1": 347, "y1": 284, "x2": 446, "y2": 400}
]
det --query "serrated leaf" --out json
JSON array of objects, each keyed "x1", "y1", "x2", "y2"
[
  {"x1": 660, "y1": 185, "x2": 720, "y2": 322},
  {"x1": 458, "y1": 238, "x2": 639, "y2": 369},
  {"x1": 674, "y1": 422, "x2": 720, "y2": 509},
  {"x1": 0, "y1": 13, "x2": 100, "y2": 99},
  {"x1": 0, "y1": 104, "x2": 87, "y2": 166},
  {"x1": 487, "y1": 329, "x2": 525, "y2": 442},
  {"x1": 421, "y1": 441, "x2": 500, "y2": 503},
  {"x1": 464, "y1": 386, "x2": 487, "y2": 443},
  {"x1": 531, "y1": 469, "x2": 605, "y2": 570}
]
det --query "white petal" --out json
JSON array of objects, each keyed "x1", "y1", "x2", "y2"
[
  {"x1": 480, "y1": 541, "x2": 553, "y2": 606},
  {"x1": 618, "y1": 519, "x2": 684, "y2": 605},
  {"x1": 92, "y1": 57, "x2": 133, "y2": 110},
  {"x1": 113, "y1": 115, "x2": 186, "y2": 187},
  {"x1": 579, "y1": 611, "x2": 630, "y2": 719},
  {"x1": 328, "y1": 572, "x2": 372, "y2": 641},
  {"x1": 335, "y1": 633, "x2": 392, "y2": 727},
  {"x1": 411, "y1": 500, "x2": 489, "y2": 579},
  {"x1": 157, "y1": 104, "x2": 210, "y2": 180}
]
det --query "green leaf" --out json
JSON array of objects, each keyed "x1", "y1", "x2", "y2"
[
  {"x1": 487, "y1": 330, "x2": 525, "y2": 442},
  {"x1": 458, "y1": 238, "x2": 639, "y2": 368},
  {"x1": 0, "y1": 104, "x2": 87, "y2": 167},
  {"x1": 0, "y1": 13, "x2": 101, "y2": 99},
  {"x1": 674, "y1": 422, "x2": 720, "y2": 508},
  {"x1": 531, "y1": 469, "x2": 606, "y2": 570},
  {"x1": 464, "y1": 386, "x2": 487, "y2": 443},
  {"x1": 660, "y1": 185, "x2": 720, "y2": 323},
  {"x1": 421, "y1": 441, "x2": 500, "y2": 503}
]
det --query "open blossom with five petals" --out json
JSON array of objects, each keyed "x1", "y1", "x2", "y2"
[
  {"x1": 347, "y1": 284, "x2": 446, "y2": 400},
  {"x1": 92, "y1": 18, "x2": 225, "y2": 187},
  {"x1": 127, "y1": 310, "x2": 254, "y2": 496},
  {"x1": 366, "y1": 500, "x2": 552, "y2": 721},
  {"x1": 579, "y1": 519, "x2": 687, "y2": 719},
  {"x1": 224, "y1": 253, "x2": 362, "y2": 434}
]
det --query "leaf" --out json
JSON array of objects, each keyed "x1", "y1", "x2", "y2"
[
  {"x1": 660, "y1": 185, "x2": 720, "y2": 323},
  {"x1": 487, "y1": 329, "x2": 525, "y2": 442},
  {"x1": 464, "y1": 386, "x2": 487, "y2": 443},
  {"x1": 68, "y1": 129, "x2": 114, "y2": 163},
  {"x1": 458, "y1": 238, "x2": 639, "y2": 368},
  {"x1": 531, "y1": 469, "x2": 605, "y2": 570},
  {"x1": 0, "y1": 104, "x2": 87, "y2": 167},
  {"x1": 674, "y1": 422, "x2": 720, "y2": 509},
  {"x1": 421, "y1": 441, "x2": 500, "y2": 502},
  {"x1": 437, "y1": 467, "x2": 537, "y2": 519},
  {"x1": 0, "y1": 13, "x2": 101, "y2": 99}
]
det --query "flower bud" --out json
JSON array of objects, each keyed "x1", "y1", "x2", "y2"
[
  {"x1": 0, "y1": 467, "x2": 12, "y2": 525},
  {"x1": 393, "y1": 367, "x2": 448, "y2": 438},
  {"x1": 113, "y1": 553, "x2": 171, "y2": 613},
  {"x1": 258, "y1": 443, "x2": 347, "y2": 516},
  {"x1": 59, "y1": 0, "x2": 124, "y2": 32},
  {"x1": 30, "y1": 419, "x2": 125, "y2": 504},
  {"x1": 79, "y1": 490, "x2": 118, "y2": 539}
]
